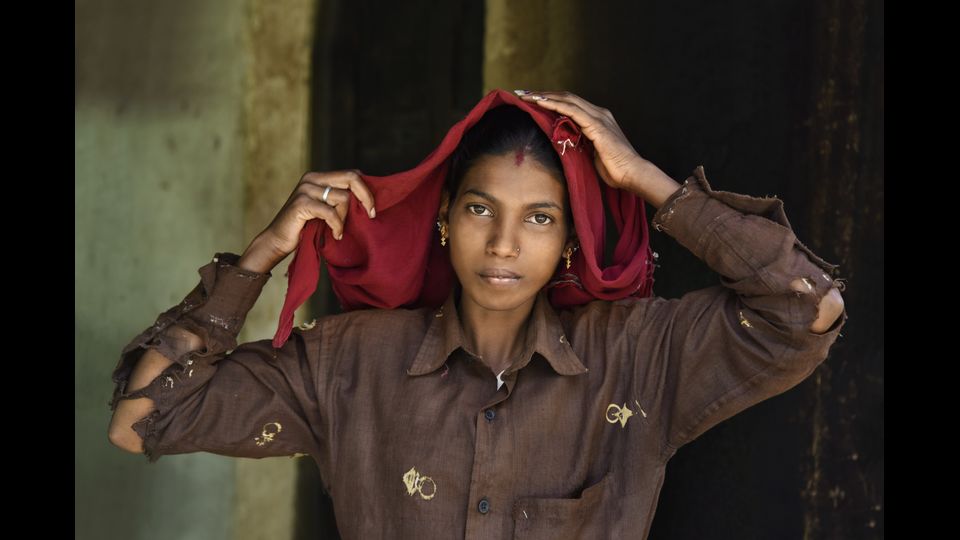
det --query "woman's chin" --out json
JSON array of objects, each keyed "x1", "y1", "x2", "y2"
[{"x1": 461, "y1": 282, "x2": 537, "y2": 311}]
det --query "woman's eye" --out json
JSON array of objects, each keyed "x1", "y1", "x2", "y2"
[
  {"x1": 467, "y1": 204, "x2": 491, "y2": 216},
  {"x1": 528, "y1": 214, "x2": 554, "y2": 225}
]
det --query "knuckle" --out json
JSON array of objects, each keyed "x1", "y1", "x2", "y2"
[
  {"x1": 320, "y1": 201, "x2": 337, "y2": 216},
  {"x1": 292, "y1": 192, "x2": 311, "y2": 205}
]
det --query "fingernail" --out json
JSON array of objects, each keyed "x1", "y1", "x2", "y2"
[
  {"x1": 369, "y1": 207, "x2": 376, "y2": 219},
  {"x1": 513, "y1": 89, "x2": 531, "y2": 96},
  {"x1": 336, "y1": 232, "x2": 343, "y2": 240},
  {"x1": 530, "y1": 94, "x2": 548, "y2": 101}
]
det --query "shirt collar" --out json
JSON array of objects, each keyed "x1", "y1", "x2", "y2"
[{"x1": 406, "y1": 287, "x2": 589, "y2": 377}]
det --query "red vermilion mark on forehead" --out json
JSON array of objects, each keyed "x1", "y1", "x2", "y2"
[{"x1": 514, "y1": 149, "x2": 525, "y2": 166}]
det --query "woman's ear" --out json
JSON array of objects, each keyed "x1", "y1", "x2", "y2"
[{"x1": 438, "y1": 189, "x2": 451, "y2": 226}]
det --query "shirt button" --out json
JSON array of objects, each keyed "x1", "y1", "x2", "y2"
[
  {"x1": 484, "y1": 409, "x2": 496, "y2": 421},
  {"x1": 478, "y1": 498, "x2": 490, "y2": 514}
]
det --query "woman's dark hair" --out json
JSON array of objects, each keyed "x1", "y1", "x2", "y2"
[{"x1": 445, "y1": 106, "x2": 572, "y2": 230}]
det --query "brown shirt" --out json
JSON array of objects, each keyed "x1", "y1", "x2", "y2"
[{"x1": 110, "y1": 166, "x2": 848, "y2": 539}]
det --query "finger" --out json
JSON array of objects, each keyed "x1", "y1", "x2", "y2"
[
  {"x1": 300, "y1": 183, "x2": 350, "y2": 223},
  {"x1": 525, "y1": 92, "x2": 617, "y2": 135},
  {"x1": 304, "y1": 197, "x2": 346, "y2": 240},
  {"x1": 522, "y1": 91, "x2": 610, "y2": 119},
  {"x1": 345, "y1": 170, "x2": 376, "y2": 219},
  {"x1": 519, "y1": 91, "x2": 604, "y2": 126}
]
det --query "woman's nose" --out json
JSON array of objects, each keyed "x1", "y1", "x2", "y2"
[{"x1": 486, "y1": 221, "x2": 519, "y2": 258}]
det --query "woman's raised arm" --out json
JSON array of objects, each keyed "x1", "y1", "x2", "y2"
[{"x1": 108, "y1": 170, "x2": 376, "y2": 459}]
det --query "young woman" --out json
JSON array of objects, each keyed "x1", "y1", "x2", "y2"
[{"x1": 108, "y1": 89, "x2": 846, "y2": 539}]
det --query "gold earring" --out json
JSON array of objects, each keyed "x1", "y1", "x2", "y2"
[
  {"x1": 440, "y1": 223, "x2": 448, "y2": 247},
  {"x1": 564, "y1": 247, "x2": 573, "y2": 269}
]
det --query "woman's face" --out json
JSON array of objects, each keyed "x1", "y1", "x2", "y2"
[{"x1": 440, "y1": 152, "x2": 575, "y2": 311}]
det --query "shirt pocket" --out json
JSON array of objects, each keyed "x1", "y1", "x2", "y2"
[{"x1": 510, "y1": 469, "x2": 616, "y2": 540}]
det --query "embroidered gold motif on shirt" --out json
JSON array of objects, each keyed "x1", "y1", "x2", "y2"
[
  {"x1": 402, "y1": 466, "x2": 437, "y2": 500},
  {"x1": 254, "y1": 422, "x2": 283, "y2": 447},
  {"x1": 606, "y1": 403, "x2": 634, "y2": 428},
  {"x1": 634, "y1": 400, "x2": 648, "y2": 418}
]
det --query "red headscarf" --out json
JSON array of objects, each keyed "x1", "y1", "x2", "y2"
[{"x1": 272, "y1": 89, "x2": 656, "y2": 348}]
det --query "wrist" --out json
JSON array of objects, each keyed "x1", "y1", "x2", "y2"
[
  {"x1": 622, "y1": 159, "x2": 683, "y2": 210},
  {"x1": 238, "y1": 234, "x2": 285, "y2": 274}
]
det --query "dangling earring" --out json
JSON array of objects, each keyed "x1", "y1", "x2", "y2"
[
  {"x1": 563, "y1": 244, "x2": 579, "y2": 269},
  {"x1": 437, "y1": 219, "x2": 448, "y2": 247}
]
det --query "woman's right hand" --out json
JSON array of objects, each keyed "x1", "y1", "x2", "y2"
[{"x1": 239, "y1": 170, "x2": 376, "y2": 273}]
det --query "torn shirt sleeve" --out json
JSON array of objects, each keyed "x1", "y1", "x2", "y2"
[
  {"x1": 108, "y1": 253, "x2": 327, "y2": 462},
  {"x1": 630, "y1": 166, "x2": 849, "y2": 460}
]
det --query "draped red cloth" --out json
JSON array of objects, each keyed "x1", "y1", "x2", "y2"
[{"x1": 273, "y1": 89, "x2": 656, "y2": 348}]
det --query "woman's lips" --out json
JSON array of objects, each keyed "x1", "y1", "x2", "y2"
[
  {"x1": 478, "y1": 269, "x2": 522, "y2": 286},
  {"x1": 480, "y1": 275, "x2": 521, "y2": 286},
  {"x1": 479, "y1": 268, "x2": 521, "y2": 278}
]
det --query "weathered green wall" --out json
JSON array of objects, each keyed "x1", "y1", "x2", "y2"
[
  {"x1": 483, "y1": 0, "x2": 585, "y2": 93},
  {"x1": 76, "y1": 1, "x2": 317, "y2": 539}
]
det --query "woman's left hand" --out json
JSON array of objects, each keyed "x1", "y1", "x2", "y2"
[{"x1": 516, "y1": 90, "x2": 647, "y2": 191}]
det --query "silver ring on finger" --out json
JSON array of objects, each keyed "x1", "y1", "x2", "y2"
[{"x1": 321, "y1": 185, "x2": 333, "y2": 204}]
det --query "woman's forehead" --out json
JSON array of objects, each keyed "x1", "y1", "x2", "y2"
[{"x1": 460, "y1": 153, "x2": 566, "y2": 199}]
